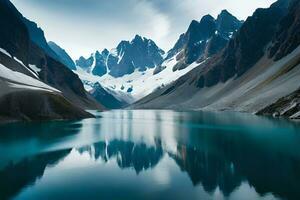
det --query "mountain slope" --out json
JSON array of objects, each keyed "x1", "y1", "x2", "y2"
[
  {"x1": 48, "y1": 41, "x2": 76, "y2": 70},
  {"x1": 133, "y1": 0, "x2": 299, "y2": 114},
  {"x1": 257, "y1": 88, "x2": 300, "y2": 119},
  {"x1": 0, "y1": 57, "x2": 93, "y2": 122},
  {"x1": 0, "y1": 0, "x2": 99, "y2": 121},
  {"x1": 14, "y1": 0, "x2": 101, "y2": 110}
]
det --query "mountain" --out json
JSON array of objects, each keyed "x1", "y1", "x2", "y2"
[
  {"x1": 74, "y1": 35, "x2": 168, "y2": 104},
  {"x1": 76, "y1": 35, "x2": 165, "y2": 78},
  {"x1": 76, "y1": 49, "x2": 108, "y2": 76},
  {"x1": 75, "y1": 12, "x2": 242, "y2": 104},
  {"x1": 133, "y1": 0, "x2": 300, "y2": 116},
  {"x1": 48, "y1": 41, "x2": 76, "y2": 70},
  {"x1": 166, "y1": 10, "x2": 243, "y2": 71},
  {"x1": 0, "y1": 0, "x2": 102, "y2": 122}
]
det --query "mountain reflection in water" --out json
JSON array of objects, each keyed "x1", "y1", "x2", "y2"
[{"x1": 0, "y1": 110, "x2": 299, "y2": 200}]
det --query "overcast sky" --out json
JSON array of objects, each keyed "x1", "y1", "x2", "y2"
[{"x1": 11, "y1": 0, "x2": 276, "y2": 60}]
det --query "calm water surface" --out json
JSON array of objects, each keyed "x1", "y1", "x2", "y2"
[{"x1": 0, "y1": 110, "x2": 300, "y2": 200}]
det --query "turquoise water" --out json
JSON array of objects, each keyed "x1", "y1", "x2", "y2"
[{"x1": 0, "y1": 110, "x2": 300, "y2": 200}]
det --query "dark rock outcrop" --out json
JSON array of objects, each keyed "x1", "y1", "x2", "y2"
[
  {"x1": 0, "y1": 0, "x2": 30, "y2": 65},
  {"x1": 90, "y1": 83, "x2": 128, "y2": 109},
  {"x1": 257, "y1": 88, "x2": 300, "y2": 119},
  {"x1": 269, "y1": 0, "x2": 300, "y2": 61}
]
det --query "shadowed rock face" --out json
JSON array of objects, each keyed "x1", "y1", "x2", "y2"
[
  {"x1": 76, "y1": 35, "x2": 165, "y2": 78},
  {"x1": 23, "y1": 19, "x2": 59, "y2": 61},
  {"x1": 167, "y1": 10, "x2": 243, "y2": 71},
  {"x1": 214, "y1": 0, "x2": 290, "y2": 81},
  {"x1": 90, "y1": 83, "x2": 128, "y2": 109},
  {"x1": 0, "y1": 90, "x2": 94, "y2": 122},
  {"x1": 269, "y1": 0, "x2": 300, "y2": 61},
  {"x1": 0, "y1": 0, "x2": 30, "y2": 65},
  {"x1": 91, "y1": 51, "x2": 107, "y2": 76},
  {"x1": 48, "y1": 41, "x2": 76, "y2": 70}
]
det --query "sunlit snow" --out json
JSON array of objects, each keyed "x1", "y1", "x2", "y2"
[{"x1": 75, "y1": 54, "x2": 204, "y2": 101}]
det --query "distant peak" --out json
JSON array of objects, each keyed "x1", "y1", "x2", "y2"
[
  {"x1": 217, "y1": 9, "x2": 239, "y2": 21},
  {"x1": 102, "y1": 48, "x2": 109, "y2": 55},
  {"x1": 190, "y1": 20, "x2": 200, "y2": 25},
  {"x1": 200, "y1": 14, "x2": 215, "y2": 23},
  {"x1": 188, "y1": 20, "x2": 200, "y2": 30},
  {"x1": 133, "y1": 34, "x2": 143, "y2": 41},
  {"x1": 220, "y1": 9, "x2": 231, "y2": 15}
]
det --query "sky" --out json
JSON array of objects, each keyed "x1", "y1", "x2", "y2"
[{"x1": 11, "y1": 0, "x2": 276, "y2": 60}]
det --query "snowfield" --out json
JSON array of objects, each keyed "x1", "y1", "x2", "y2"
[{"x1": 75, "y1": 54, "x2": 203, "y2": 102}]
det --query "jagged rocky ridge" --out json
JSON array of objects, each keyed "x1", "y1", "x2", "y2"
[
  {"x1": 167, "y1": 10, "x2": 242, "y2": 71},
  {"x1": 76, "y1": 35, "x2": 165, "y2": 78},
  {"x1": 133, "y1": 0, "x2": 300, "y2": 117},
  {"x1": 0, "y1": 0, "x2": 102, "y2": 122}
]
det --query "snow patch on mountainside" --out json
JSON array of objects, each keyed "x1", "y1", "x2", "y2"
[
  {"x1": 0, "y1": 63, "x2": 60, "y2": 93},
  {"x1": 28, "y1": 64, "x2": 41, "y2": 74},
  {"x1": 75, "y1": 55, "x2": 203, "y2": 101},
  {"x1": 0, "y1": 47, "x2": 11, "y2": 57},
  {"x1": 0, "y1": 46, "x2": 40, "y2": 79}
]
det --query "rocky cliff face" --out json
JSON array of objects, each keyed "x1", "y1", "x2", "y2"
[
  {"x1": 23, "y1": 19, "x2": 59, "y2": 61},
  {"x1": 76, "y1": 35, "x2": 165, "y2": 77},
  {"x1": 48, "y1": 41, "x2": 76, "y2": 70},
  {"x1": 0, "y1": 0, "x2": 30, "y2": 65},
  {"x1": 166, "y1": 10, "x2": 242, "y2": 71}
]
